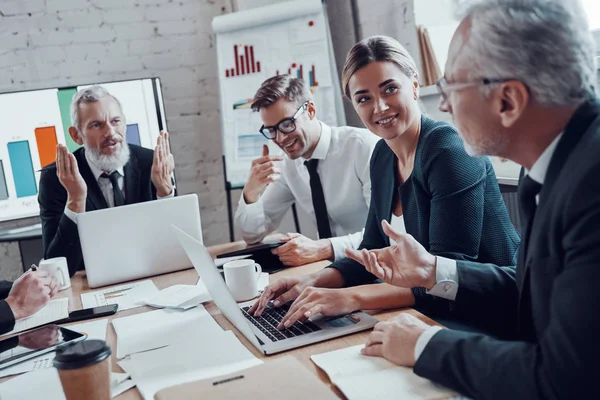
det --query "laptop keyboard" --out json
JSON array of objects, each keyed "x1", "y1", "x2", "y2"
[{"x1": 241, "y1": 303, "x2": 322, "y2": 342}]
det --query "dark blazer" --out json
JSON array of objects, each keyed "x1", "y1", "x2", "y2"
[
  {"x1": 415, "y1": 100, "x2": 600, "y2": 399},
  {"x1": 38, "y1": 145, "x2": 159, "y2": 277},
  {"x1": 329, "y1": 116, "x2": 520, "y2": 316},
  {"x1": 0, "y1": 280, "x2": 15, "y2": 335}
]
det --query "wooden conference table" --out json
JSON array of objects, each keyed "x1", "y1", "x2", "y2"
[{"x1": 4, "y1": 240, "x2": 440, "y2": 399}]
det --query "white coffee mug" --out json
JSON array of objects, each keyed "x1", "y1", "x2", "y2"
[
  {"x1": 39, "y1": 257, "x2": 71, "y2": 291},
  {"x1": 223, "y1": 259, "x2": 262, "y2": 302}
]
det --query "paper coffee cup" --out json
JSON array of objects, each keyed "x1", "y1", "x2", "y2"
[{"x1": 54, "y1": 340, "x2": 112, "y2": 400}]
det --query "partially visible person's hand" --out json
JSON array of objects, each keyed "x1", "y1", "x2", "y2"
[
  {"x1": 249, "y1": 274, "x2": 317, "y2": 317},
  {"x1": 272, "y1": 233, "x2": 333, "y2": 266},
  {"x1": 5, "y1": 270, "x2": 59, "y2": 320},
  {"x1": 345, "y1": 220, "x2": 437, "y2": 289},
  {"x1": 56, "y1": 144, "x2": 87, "y2": 213},
  {"x1": 278, "y1": 286, "x2": 360, "y2": 329},
  {"x1": 361, "y1": 313, "x2": 432, "y2": 367},
  {"x1": 151, "y1": 130, "x2": 175, "y2": 197},
  {"x1": 19, "y1": 325, "x2": 61, "y2": 349},
  {"x1": 242, "y1": 145, "x2": 283, "y2": 204}
]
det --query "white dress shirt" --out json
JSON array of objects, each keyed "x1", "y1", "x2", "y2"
[
  {"x1": 235, "y1": 122, "x2": 379, "y2": 260},
  {"x1": 389, "y1": 214, "x2": 407, "y2": 245},
  {"x1": 414, "y1": 133, "x2": 563, "y2": 361},
  {"x1": 64, "y1": 152, "x2": 173, "y2": 224}
]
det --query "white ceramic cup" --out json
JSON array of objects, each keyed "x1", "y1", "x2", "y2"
[
  {"x1": 39, "y1": 257, "x2": 71, "y2": 291},
  {"x1": 223, "y1": 259, "x2": 262, "y2": 302}
]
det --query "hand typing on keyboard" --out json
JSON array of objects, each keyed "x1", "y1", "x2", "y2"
[
  {"x1": 241, "y1": 303, "x2": 322, "y2": 342},
  {"x1": 278, "y1": 287, "x2": 361, "y2": 329},
  {"x1": 249, "y1": 275, "x2": 318, "y2": 317}
]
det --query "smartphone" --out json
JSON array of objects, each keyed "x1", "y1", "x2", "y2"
[
  {"x1": 0, "y1": 325, "x2": 86, "y2": 369},
  {"x1": 53, "y1": 304, "x2": 119, "y2": 325}
]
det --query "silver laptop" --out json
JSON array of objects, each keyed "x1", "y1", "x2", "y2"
[
  {"x1": 79, "y1": 195, "x2": 203, "y2": 288},
  {"x1": 173, "y1": 225, "x2": 378, "y2": 355}
]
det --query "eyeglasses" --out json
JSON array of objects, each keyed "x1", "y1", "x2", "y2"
[
  {"x1": 436, "y1": 77, "x2": 515, "y2": 100},
  {"x1": 259, "y1": 102, "x2": 308, "y2": 140}
]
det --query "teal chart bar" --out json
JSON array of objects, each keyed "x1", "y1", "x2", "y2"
[{"x1": 7, "y1": 141, "x2": 38, "y2": 198}]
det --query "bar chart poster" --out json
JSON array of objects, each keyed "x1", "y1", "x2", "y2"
[
  {"x1": 214, "y1": 0, "x2": 343, "y2": 186},
  {"x1": 0, "y1": 88, "x2": 66, "y2": 221}
]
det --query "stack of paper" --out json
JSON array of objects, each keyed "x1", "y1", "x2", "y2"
[
  {"x1": 311, "y1": 345, "x2": 457, "y2": 400},
  {"x1": 0, "y1": 298, "x2": 69, "y2": 338},
  {"x1": 0, "y1": 367, "x2": 135, "y2": 400},
  {"x1": 0, "y1": 319, "x2": 109, "y2": 378},
  {"x1": 118, "y1": 330, "x2": 262, "y2": 400},
  {"x1": 81, "y1": 280, "x2": 159, "y2": 311},
  {"x1": 112, "y1": 305, "x2": 224, "y2": 358},
  {"x1": 139, "y1": 284, "x2": 211, "y2": 310}
]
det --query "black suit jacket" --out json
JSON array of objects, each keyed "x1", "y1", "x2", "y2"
[
  {"x1": 0, "y1": 280, "x2": 15, "y2": 335},
  {"x1": 415, "y1": 100, "x2": 600, "y2": 399},
  {"x1": 38, "y1": 145, "x2": 159, "y2": 276},
  {"x1": 329, "y1": 116, "x2": 520, "y2": 317}
]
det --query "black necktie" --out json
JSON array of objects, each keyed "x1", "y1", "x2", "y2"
[
  {"x1": 517, "y1": 174, "x2": 542, "y2": 226},
  {"x1": 304, "y1": 159, "x2": 332, "y2": 239},
  {"x1": 100, "y1": 171, "x2": 125, "y2": 207}
]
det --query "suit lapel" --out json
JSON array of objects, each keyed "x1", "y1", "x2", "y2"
[
  {"x1": 124, "y1": 147, "x2": 141, "y2": 205},
  {"x1": 379, "y1": 146, "x2": 396, "y2": 246},
  {"x1": 516, "y1": 100, "x2": 600, "y2": 331},
  {"x1": 76, "y1": 149, "x2": 108, "y2": 210}
]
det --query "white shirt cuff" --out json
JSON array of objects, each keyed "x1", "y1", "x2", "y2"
[
  {"x1": 63, "y1": 206, "x2": 79, "y2": 225},
  {"x1": 236, "y1": 194, "x2": 268, "y2": 243},
  {"x1": 328, "y1": 237, "x2": 346, "y2": 261},
  {"x1": 157, "y1": 188, "x2": 175, "y2": 199},
  {"x1": 426, "y1": 256, "x2": 459, "y2": 301},
  {"x1": 414, "y1": 326, "x2": 444, "y2": 361}
]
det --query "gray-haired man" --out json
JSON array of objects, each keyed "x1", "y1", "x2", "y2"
[
  {"x1": 38, "y1": 86, "x2": 175, "y2": 276},
  {"x1": 345, "y1": 1, "x2": 600, "y2": 399}
]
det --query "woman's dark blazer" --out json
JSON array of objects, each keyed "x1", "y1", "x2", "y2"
[{"x1": 329, "y1": 115, "x2": 521, "y2": 315}]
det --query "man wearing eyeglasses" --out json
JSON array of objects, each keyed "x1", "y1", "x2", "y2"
[
  {"x1": 235, "y1": 75, "x2": 379, "y2": 267},
  {"x1": 348, "y1": 1, "x2": 600, "y2": 399}
]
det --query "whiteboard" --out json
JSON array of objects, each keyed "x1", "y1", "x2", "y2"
[{"x1": 212, "y1": 0, "x2": 345, "y2": 187}]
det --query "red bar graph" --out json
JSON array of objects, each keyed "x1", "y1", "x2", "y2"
[{"x1": 225, "y1": 44, "x2": 262, "y2": 78}]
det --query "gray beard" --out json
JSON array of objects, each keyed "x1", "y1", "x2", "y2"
[{"x1": 85, "y1": 142, "x2": 130, "y2": 171}]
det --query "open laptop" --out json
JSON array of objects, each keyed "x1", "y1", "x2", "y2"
[
  {"x1": 173, "y1": 225, "x2": 378, "y2": 355},
  {"x1": 79, "y1": 195, "x2": 203, "y2": 288}
]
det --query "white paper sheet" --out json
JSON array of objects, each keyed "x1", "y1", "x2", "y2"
[
  {"x1": 311, "y1": 345, "x2": 456, "y2": 400},
  {"x1": 80, "y1": 280, "x2": 159, "y2": 311},
  {"x1": 139, "y1": 284, "x2": 211, "y2": 310},
  {"x1": 1, "y1": 298, "x2": 69, "y2": 338},
  {"x1": 118, "y1": 330, "x2": 262, "y2": 400},
  {"x1": 112, "y1": 305, "x2": 223, "y2": 359},
  {"x1": 0, "y1": 368, "x2": 135, "y2": 400},
  {"x1": 0, "y1": 319, "x2": 109, "y2": 378}
]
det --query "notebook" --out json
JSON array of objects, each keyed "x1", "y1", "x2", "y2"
[
  {"x1": 311, "y1": 344, "x2": 457, "y2": 400},
  {"x1": 155, "y1": 356, "x2": 338, "y2": 400}
]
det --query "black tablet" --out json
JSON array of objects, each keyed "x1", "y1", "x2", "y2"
[
  {"x1": 215, "y1": 242, "x2": 285, "y2": 258},
  {"x1": 0, "y1": 325, "x2": 86, "y2": 370},
  {"x1": 216, "y1": 242, "x2": 287, "y2": 273}
]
